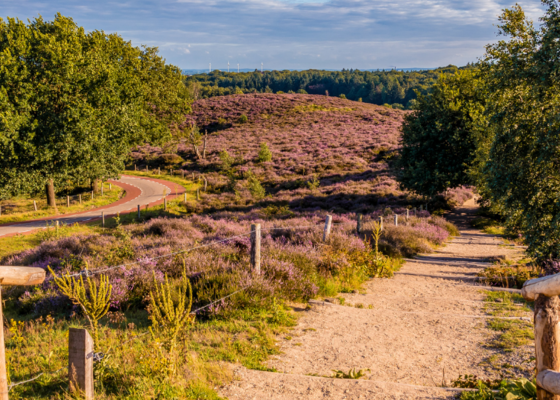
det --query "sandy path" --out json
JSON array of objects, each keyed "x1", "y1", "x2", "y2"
[{"x1": 219, "y1": 198, "x2": 533, "y2": 399}]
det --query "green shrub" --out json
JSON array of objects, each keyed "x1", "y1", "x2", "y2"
[
  {"x1": 257, "y1": 143, "x2": 272, "y2": 163},
  {"x1": 238, "y1": 114, "x2": 248, "y2": 123},
  {"x1": 339, "y1": 94, "x2": 346, "y2": 99},
  {"x1": 247, "y1": 171, "x2": 266, "y2": 200},
  {"x1": 219, "y1": 149, "x2": 234, "y2": 171}
]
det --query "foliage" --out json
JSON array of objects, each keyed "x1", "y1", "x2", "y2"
[
  {"x1": 246, "y1": 171, "x2": 266, "y2": 200},
  {"x1": 459, "y1": 378, "x2": 536, "y2": 400},
  {"x1": 398, "y1": 69, "x2": 487, "y2": 197},
  {"x1": 331, "y1": 368, "x2": 369, "y2": 379},
  {"x1": 148, "y1": 266, "x2": 195, "y2": 375},
  {"x1": 49, "y1": 266, "x2": 112, "y2": 349},
  {"x1": 479, "y1": 1, "x2": 560, "y2": 262},
  {"x1": 0, "y1": 14, "x2": 190, "y2": 199},
  {"x1": 219, "y1": 149, "x2": 234, "y2": 171},
  {"x1": 257, "y1": 142, "x2": 273, "y2": 163},
  {"x1": 238, "y1": 114, "x2": 248, "y2": 123},
  {"x1": 184, "y1": 66, "x2": 466, "y2": 107}
]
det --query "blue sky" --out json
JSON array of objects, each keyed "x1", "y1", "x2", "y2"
[{"x1": 0, "y1": 0, "x2": 545, "y2": 70}]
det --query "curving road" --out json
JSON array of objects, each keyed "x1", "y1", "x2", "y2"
[{"x1": 0, "y1": 175, "x2": 184, "y2": 238}]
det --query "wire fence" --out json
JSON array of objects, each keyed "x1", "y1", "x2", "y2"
[{"x1": 6, "y1": 211, "x2": 418, "y2": 393}]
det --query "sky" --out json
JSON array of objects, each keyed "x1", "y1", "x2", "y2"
[{"x1": 0, "y1": 0, "x2": 545, "y2": 70}]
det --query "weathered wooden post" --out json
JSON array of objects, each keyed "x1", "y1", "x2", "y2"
[
  {"x1": 0, "y1": 267, "x2": 46, "y2": 399},
  {"x1": 522, "y1": 274, "x2": 560, "y2": 399},
  {"x1": 184, "y1": 193, "x2": 187, "y2": 203},
  {"x1": 134, "y1": 164, "x2": 137, "y2": 171},
  {"x1": 323, "y1": 215, "x2": 332, "y2": 241},
  {"x1": 419, "y1": 205, "x2": 423, "y2": 212},
  {"x1": 192, "y1": 172, "x2": 195, "y2": 180},
  {"x1": 164, "y1": 198, "x2": 167, "y2": 211},
  {"x1": 34, "y1": 200, "x2": 38, "y2": 211},
  {"x1": 406, "y1": 209, "x2": 409, "y2": 221},
  {"x1": 78, "y1": 195, "x2": 82, "y2": 205},
  {"x1": 379, "y1": 216, "x2": 383, "y2": 231},
  {"x1": 56, "y1": 220, "x2": 59, "y2": 236},
  {"x1": 91, "y1": 191, "x2": 94, "y2": 201},
  {"x1": 394, "y1": 214, "x2": 398, "y2": 227},
  {"x1": 101, "y1": 184, "x2": 104, "y2": 196},
  {"x1": 158, "y1": 168, "x2": 161, "y2": 175},
  {"x1": 109, "y1": 183, "x2": 112, "y2": 190},
  {"x1": 356, "y1": 213, "x2": 363, "y2": 234},
  {"x1": 196, "y1": 189, "x2": 200, "y2": 201},
  {"x1": 102, "y1": 212, "x2": 105, "y2": 228},
  {"x1": 250, "y1": 223, "x2": 261, "y2": 274},
  {"x1": 67, "y1": 196, "x2": 70, "y2": 207},
  {"x1": 146, "y1": 166, "x2": 149, "y2": 172},
  {"x1": 68, "y1": 328, "x2": 94, "y2": 399},
  {"x1": 204, "y1": 177, "x2": 208, "y2": 192},
  {"x1": 0, "y1": 206, "x2": 2, "y2": 217},
  {"x1": 137, "y1": 205, "x2": 141, "y2": 219}
]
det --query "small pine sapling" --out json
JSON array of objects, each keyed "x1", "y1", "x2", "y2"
[
  {"x1": 49, "y1": 265, "x2": 112, "y2": 350},
  {"x1": 257, "y1": 142, "x2": 272, "y2": 163}
]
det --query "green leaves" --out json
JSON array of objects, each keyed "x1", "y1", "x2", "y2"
[
  {"x1": 397, "y1": 69, "x2": 487, "y2": 197},
  {"x1": 0, "y1": 15, "x2": 190, "y2": 199}
]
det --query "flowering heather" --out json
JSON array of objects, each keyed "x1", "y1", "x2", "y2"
[
  {"x1": 131, "y1": 94, "x2": 427, "y2": 213},
  {"x1": 4, "y1": 211, "x2": 454, "y2": 315}
]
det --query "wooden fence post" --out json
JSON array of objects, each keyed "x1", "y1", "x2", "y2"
[
  {"x1": 356, "y1": 213, "x2": 363, "y2": 234},
  {"x1": 137, "y1": 205, "x2": 141, "y2": 219},
  {"x1": 419, "y1": 205, "x2": 423, "y2": 212},
  {"x1": 78, "y1": 195, "x2": 82, "y2": 205},
  {"x1": 91, "y1": 191, "x2": 94, "y2": 201},
  {"x1": 184, "y1": 193, "x2": 187, "y2": 203},
  {"x1": 250, "y1": 223, "x2": 261, "y2": 274},
  {"x1": 0, "y1": 267, "x2": 46, "y2": 400},
  {"x1": 56, "y1": 221, "x2": 59, "y2": 236},
  {"x1": 101, "y1": 184, "x2": 104, "y2": 196},
  {"x1": 164, "y1": 197, "x2": 167, "y2": 211},
  {"x1": 34, "y1": 200, "x2": 38, "y2": 211},
  {"x1": 67, "y1": 196, "x2": 70, "y2": 207},
  {"x1": 323, "y1": 215, "x2": 332, "y2": 241},
  {"x1": 192, "y1": 172, "x2": 195, "y2": 180},
  {"x1": 146, "y1": 166, "x2": 149, "y2": 172},
  {"x1": 0, "y1": 206, "x2": 2, "y2": 217},
  {"x1": 204, "y1": 177, "x2": 208, "y2": 192},
  {"x1": 102, "y1": 212, "x2": 105, "y2": 228},
  {"x1": 134, "y1": 164, "x2": 136, "y2": 171},
  {"x1": 406, "y1": 209, "x2": 409, "y2": 221},
  {"x1": 109, "y1": 183, "x2": 112, "y2": 190},
  {"x1": 68, "y1": 328, "x2": 94, "y2": 399},
  {"x1": 379, "y1": 216, "x2": 383, "y2": 231},
  {"x1": 394, "y1": 214, "x2": 398, "y2": 227},
  {"x1": 196, "y1": 189, "x2": 200, "y2": 201},
  {"x1": 158, "y1": 168, "x2": 161, "y2": 175}
]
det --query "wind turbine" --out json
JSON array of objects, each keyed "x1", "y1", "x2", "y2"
[
  {"x1": 228, "y1": 61, "x2": 230, "y2": 73},
  {"x1": 237, "y1": 63, "x2": 239, "y2": 73},
  {"x1": 209, "y1": 63, "x2": 211, "y2": 72},
  {"x1": 261, "y1": 62, "x2": 263, "y2": 72}
]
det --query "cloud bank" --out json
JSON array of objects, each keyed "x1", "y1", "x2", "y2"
[{"x1": 0, "y1": 0, "x2": 545, "y2": 69}]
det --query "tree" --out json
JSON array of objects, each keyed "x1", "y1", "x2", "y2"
[
  {"x1": 397, "y1": 70, "x2": 486, "y2": 197},
  {"x1": 0, "y1": 14, "x2": 191, "y2": 201},
  {"x1": 257, "y1": 143, "x2": 272, "y2": 163},
  {"x1": 481, "y1": 1, "x2": 560, "y2": 261}
]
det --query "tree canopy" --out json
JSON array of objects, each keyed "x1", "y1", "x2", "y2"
[
  {"x1": 0, "y1": 14, "x2": 190, "y2": 199},
  {"x1": 185, "y1": 66, "x2": 468, "y2": 108},
  {"x1": 397, "y1": 69, "x2": 486, "y2": 196}
]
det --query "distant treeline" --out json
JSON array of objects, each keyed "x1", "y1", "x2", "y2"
[{"x1": 185, "y1": 65, "x2": 471, "y2": 108}]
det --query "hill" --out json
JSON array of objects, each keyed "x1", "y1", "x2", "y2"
[{"x1": 131, "y1": 93, "x2": 467, "y2": 214}]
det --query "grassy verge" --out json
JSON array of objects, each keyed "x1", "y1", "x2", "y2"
[
  {"x1": 0, "y1": 184, "x2": 124, "y2": 225},
  {"x1": 125, "y1": 170, "x2": 200, "y2": 195}
]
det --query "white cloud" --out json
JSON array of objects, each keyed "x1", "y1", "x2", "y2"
[{"x1": 1, "y1": 0, "x2": 546, "y2": 68}]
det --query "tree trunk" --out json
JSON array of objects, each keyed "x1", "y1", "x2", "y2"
[
  {"x1": 45, "y1": 179, "x2": 56, "y2": 208},
  {"x1": 192, "y1": 144, "x2": 201, "y2": 159},
  {"x1": 92, "y1": 179, "x2": 99, "y2": 193},
  {"x1": 202, "y1": 132, "x2": 208, "y2": 159},
  {"x1": 535, "y1": 295, "x2": 560, "y2": 400}
]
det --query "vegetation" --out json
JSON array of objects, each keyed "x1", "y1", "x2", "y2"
[
  {"x1": 0, "y1": 15, "x2": 190, "y2": 201},
  {"x1": 398, "y1": 69, "x2": 486, "y2": 196},
  {"x1": 185, "y1": 65, "x2": 467, "y2": 108}
]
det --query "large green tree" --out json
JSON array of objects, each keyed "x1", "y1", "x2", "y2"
[
  {"x1": 0, "y1": 14, "x2": 190, "y2": 201},
  {"x1": 397, "y1": 70, "x2": 486, "y2": 197},
  {"x1": 482, "y1": 1, "x2": 560, "y2": 261}
]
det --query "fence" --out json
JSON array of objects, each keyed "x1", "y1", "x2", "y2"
[
  {"x1": 0, "y1": 183, "x2": 117, "y2": 218},
  {"x1": 3, "y1": 209, "x2": 422, "y2": 397}
]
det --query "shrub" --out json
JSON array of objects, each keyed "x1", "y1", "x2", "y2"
[
  {"x1": 257, "y1": 142, "x2": 272, "y2": 162},
  {"x1": 219, "y1": 149, "x2": 234, "y2": 171},
  {"x1": 247, "y1": 171, "x2": 266, "y2": 200},
  {"x1": 238, "y1": 114, "x2": 248, "y2": 123},
  {"x1": 339, "y1": 94, "x2": 347, "y2": 99}
]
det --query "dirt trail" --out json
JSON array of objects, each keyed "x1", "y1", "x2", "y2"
[{"x1": 219, "y1": 198, "x2": 532, "y2": 399}]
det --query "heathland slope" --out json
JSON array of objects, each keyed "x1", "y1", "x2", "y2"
[{"x1": 131, "y1": 94, "x2": 469, "y2": 214}]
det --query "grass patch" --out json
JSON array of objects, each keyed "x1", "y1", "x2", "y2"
[
  {"x1": 483, "y1": 291, "x2": 533, "y2": 352},
  {"x1": 0, "y1": 183, "x2": 124, "y2": 225},
  {"x1": 125, "y1": 170, "x2": 200, "y2": 195}
]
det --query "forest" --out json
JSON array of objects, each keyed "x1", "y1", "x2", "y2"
[{"x1": 184, "y1": 66, "x2": 466, "y2": 108}]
